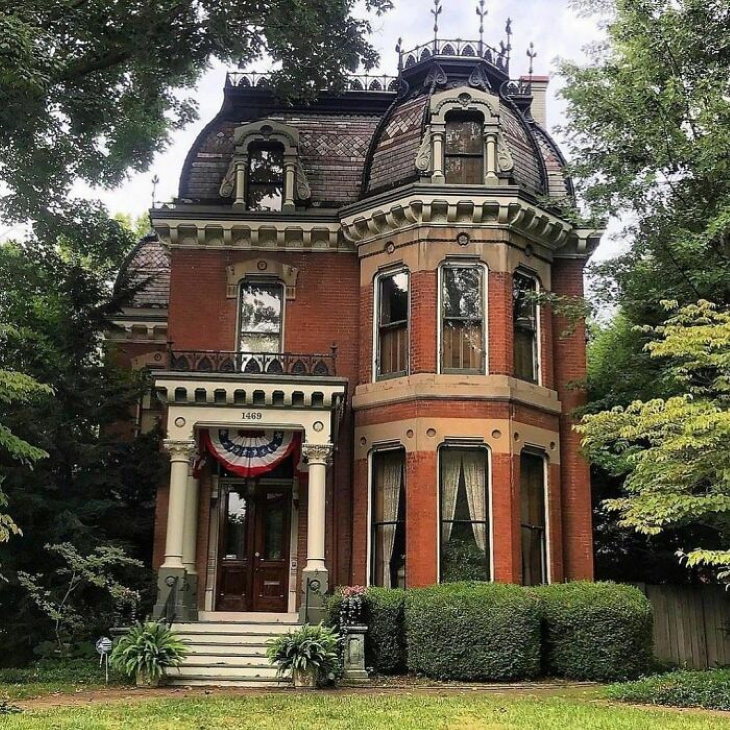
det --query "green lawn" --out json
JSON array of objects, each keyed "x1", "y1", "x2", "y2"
[{"x1": 2, "y1": 692, "x2": 729, "y2": 729}]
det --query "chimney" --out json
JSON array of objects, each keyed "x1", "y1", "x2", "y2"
[{"x1": 520, "y1": 75, "x2": 549, "y2": 127}]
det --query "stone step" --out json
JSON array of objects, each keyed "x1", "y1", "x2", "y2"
[
  {"x1": 173, "y1": 622, "x2": 298, "y2": 635},
  {"x1": 182, "y1": 654, "x2": 272, "y2": 667},
  {"x1": 176, "y1": 633, "x2": 278, "y2": 645},
  {"x1": 174, "y1": 664, "x2": 282, "y2": 679},
  {"x1": 185, "y1": 643, "x2": 269, "y2": 657},
  {"x1": 167, "y1": 676, "x2": 290, "y2": 688},
  {"x1": 198, "y1": 611, "x2": 300, "y2": 623}
]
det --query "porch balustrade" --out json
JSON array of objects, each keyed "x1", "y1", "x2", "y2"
[{"x1": 168, "y1": 347, "x2": 337, "y2": 377}]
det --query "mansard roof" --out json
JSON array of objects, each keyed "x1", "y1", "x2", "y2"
[{"x1": 116, "y1": 233, "x2": 170, "y2": 310}]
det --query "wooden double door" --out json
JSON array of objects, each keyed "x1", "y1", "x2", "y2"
[{"x1": 217, "y1": 482, "x2": 292, "y2": 613}]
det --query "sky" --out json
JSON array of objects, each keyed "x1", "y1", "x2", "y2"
[{"x1": 73, "y1": 0, "x2": 621, "y2": 260}]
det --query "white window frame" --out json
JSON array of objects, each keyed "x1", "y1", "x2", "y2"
[
  {"x1": 237, "y1": 277, "x2": 286, "y2": 354},
  {"x1": 513, "y1": 269, "x2": 543, "y2": 386}
]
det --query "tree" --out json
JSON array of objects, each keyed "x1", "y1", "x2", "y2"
[
  {"x1": 0, "y1": 325, "x2": 49, "y2": 547},
  {"x1": 0, "y1": 0, "x2": 392, "y2": 228},
  {"x1": 579, "y1": 301, "x2": 730, "y2": 581}
]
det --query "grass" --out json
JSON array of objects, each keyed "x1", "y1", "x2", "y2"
[
  {"x1": 607, "y1": 669, "x2": 730, "y2": 712},
  {"x1": 0, "y1": 659, "x2": 128, "y2": 701},
  {"x1": 1, "y1": 691, "x2": 729, "y2": 729}
]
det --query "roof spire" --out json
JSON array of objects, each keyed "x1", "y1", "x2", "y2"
[
  {"x1": 431, "y1": 0, "x2": 443, "y2": 48},
  {"x1": 504, "y1": 17, "x2": 513, "y2": 73},
  {"x1": 151, "y1": 174, "x2": 159, "y2": 209},
  {"x1": 527, "y1": 42, "x2": 538, "y2": 77},
  {"x1": 476, "y1": 0, "x2": 487, "y2": 54},
  {"x1": 396, "y1": 37, "x2": 403, "y2": 72}
]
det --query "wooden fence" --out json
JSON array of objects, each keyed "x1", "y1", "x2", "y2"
[{"x1": 635, "y1": 584, "x2": 730, "y2": 669}]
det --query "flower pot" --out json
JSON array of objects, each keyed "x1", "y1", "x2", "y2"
[
  {"x1": 135, "y1": 669, "x2": 161, "y2": 688},
  {"x1": 292, "y1": 668, "x2": 318, "y2": 689}
]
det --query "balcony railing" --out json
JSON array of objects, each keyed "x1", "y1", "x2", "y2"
[
  {"x1": 400, "y1": 39, "x2": 510, "y2": 74},
  {"x1": 168, "y1": 348, "x2": 337, "y2": 377},
  {"x1": 225, "y1": 72, "x2": 399, "y2": 93}
]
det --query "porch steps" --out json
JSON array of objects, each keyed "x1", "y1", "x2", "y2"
[{"x1": 168, "y1": 616, "x2": 301, "y2": 687}]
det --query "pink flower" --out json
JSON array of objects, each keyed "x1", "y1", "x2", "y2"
[{"x1": 340, "y1": 585, "x2": 366, "y2": 598}]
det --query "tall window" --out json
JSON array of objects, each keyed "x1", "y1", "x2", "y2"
[
  {"x1": 239, "y1": 281, "x2": 284, "y2": 352},
  {"x1": 247, "y1": 142, "x2": 285, "y2": 212},
  {"x1": 445, "y1": 112, "x2": 484, "y2": 185},
  {"x1": 440, "y1": 446, "x2": 490, "y2": 582},
  {"x1": 441, "y1": 264, "x2": 485, "y2": 372},
  {"x1": 521, "y1": 451, "x2": 547, "y2": 586},
  {"x1": 377, "y1": 271, "x2": 409, "y2": 379},
  {"x1": 513, "y1": 272, "x2": 539, "y2": 382},
  {"x1": 371, "y1": 450, "x2": 406, "y2": 588}
]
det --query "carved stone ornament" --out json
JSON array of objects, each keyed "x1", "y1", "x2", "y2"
[
  {"x1": 415, "y1": 129, "x2": 432, "y2": 173},
  {"x1": 497, "y1": 132, "x2": 515, "y2": 173},
  {"x1": 423, "y1": 62, "x2": 448, "y2": 92},
  {"x1": 163, "y1": 439, "x2": 196, "y2": 461},
  {"x1": 468, "y1": 64, "x2": 492, "y2": 92},
  {"x1": 219, "y1": 159, "x2": 237, "y2": 198},
  {"x1": 295, "y1": 160, "x2": 312, "y2": 200},
  {"x1": 301, "y1": 442, "x2": 334, "y2": 465}
]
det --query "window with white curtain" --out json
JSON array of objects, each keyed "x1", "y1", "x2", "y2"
[
  {"x1": 371, "y1": 449, "x2": 406, "y2": 589},
  {"x1": 439, "y1": 445, "x2": 490, "y2": 582},
  {"x1": 520, "y1": 450, "x2": 547, "y2": 586}
]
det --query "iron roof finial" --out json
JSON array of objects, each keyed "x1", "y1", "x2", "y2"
[
  {"x1": 476, "y1": 0, "x2": 487, "y2": 54},
  {"x1": 432, "y1": 0, "x2": 443, "y2": 49},
  {"x1": 151, "y1": 174, "x2": 159, "y2": 210},
  {"x1": 504, "y1": 17, "x2": 513, "y2": 73},
  {"x1": 396, "y1": 37, "x2": 403, "y2": 72},
  {"x1": 527, "y1": 42, "x2": 538, "y2": 77}
]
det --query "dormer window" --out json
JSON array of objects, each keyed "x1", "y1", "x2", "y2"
[
  {"x1": 247, "y1": 142, "x2": 285, "y2": 212},
  {"x1": 445, "y1": 111, "x2": 484, "y2": 185}
]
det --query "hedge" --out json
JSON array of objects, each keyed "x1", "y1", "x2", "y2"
[
  {"x1": 606, "y1": 669, "x2": 730, "y2": 711},
  {"x1": 405, "y1": 582, "x2": 542, "y2": 681},
  {"x1": 535, "y1": 582, "x2": 653, "y2": 681},
  {"x1": 326, "y1": 588, "x2": 407, "y2": 675}
]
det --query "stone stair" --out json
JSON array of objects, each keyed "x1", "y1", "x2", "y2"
[{"x1": 168, "y1": 613, "x2": 301, "y2": 687}]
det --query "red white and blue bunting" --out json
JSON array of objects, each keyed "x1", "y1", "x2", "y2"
[{"x1": 201, "y1": 429, "x2": 300, "y2": 478}]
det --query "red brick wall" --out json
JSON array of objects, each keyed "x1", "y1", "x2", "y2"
[
  {"x1": 411, "y1": 270, "x2": 438, "y2": 374},
  {"x1": 552, "y1": 258, "x2": 594, "y2": 581},
  {"x1": 406, "y1": 450, "x2": 438, "y2": 586},
  {"x1": 488, "y1": 271, "x2": 513, "y2": 375}
]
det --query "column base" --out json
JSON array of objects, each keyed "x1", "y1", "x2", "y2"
[
  {"x1": 152, "y1": 567, "x2": 197, "y2": 623},
  {"x1": 299, "y1": 568, "x2": 329, "y2": 624}
]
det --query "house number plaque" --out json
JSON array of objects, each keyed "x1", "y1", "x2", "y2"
[{"x1": 241, "y1": 411, "x2": 263, "y2": 421}]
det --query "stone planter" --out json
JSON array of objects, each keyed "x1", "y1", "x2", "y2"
[
  {"x1": 135, "y1": 669, "x2": 161, "y2": 688},
  {"x1": 292, "y1": 667, "x2": 318, "y2": 689}
]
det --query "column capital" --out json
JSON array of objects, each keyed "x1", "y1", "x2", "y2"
[
  {"x1": 164, "y1": 439, "x2": 196, "y2": 462},
  {"x1": 302, "y1": 442, "x2": 334, "y2": 466}
]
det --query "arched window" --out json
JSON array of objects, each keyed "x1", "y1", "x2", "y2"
[
  {"x1": 239, "y1": 280, "x2": 284, "y2": 353},
  {"x1": 246, "y1": 142, "x2": 285, "y2": 212},
  {"x1": 444, "y1": 111, "x2": 484, "y2": 185},
  {"x1": 370, "y1": 449, "x2": 406, "y2": 588},
  {"x1": 513, "y1": 272, "x2": 539, "y2": 383},
  {"x1": 520, "y1": 450, "x2": 548, "y2": 586},
  {"x1": 440, "y1": 263, "x2": 486, "y2": 373},
  {"x1": 439, "y1": 445, "x2": 490, "y2": 582},
  {"x1": 376, "y1": 270, "x2": 409, "y2": 379}
]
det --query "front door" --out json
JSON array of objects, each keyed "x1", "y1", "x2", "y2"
[{"x1": 217, "y1": 484, "x2": 291, "y2": 612}]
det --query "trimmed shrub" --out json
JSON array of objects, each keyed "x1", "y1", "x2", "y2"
[
  {"x1": 325, "y1": 588, "x2": 406, "y2": 675},
  {"x1": 363, "y1": 587, "x2": 407, "y2": 675},
  {"x1": 607, "y1": 669, "x2": 730, "y2": 711},
  {"x1": 535, "y1": 582, "x2": 653, "y2": 681},
  {"x1": 405, "y1": 582, "x2": 541, "y2": 681}
]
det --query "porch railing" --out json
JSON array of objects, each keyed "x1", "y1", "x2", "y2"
[{"x1": 168, "y1": 347, "x2": 337, "y2": 377}]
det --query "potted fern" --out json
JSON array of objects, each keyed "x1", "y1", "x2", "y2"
[
  {"x1": 267, "y1": 623, "x2": 340, "y2": 689},
  {"x1": 110, "y1": 621, "x2": 188, "y2": 687}
]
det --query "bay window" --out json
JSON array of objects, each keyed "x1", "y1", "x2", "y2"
[
  {"x1": 376, "y1": 271, "x2": 409, "y2": 379},
  {"x1": 439, "y1": 446, "x2": 490, "y2": 582},
  {"x1": 441, "y1": 264, "x2": 485, "y2": 373},
  {"x1": 371, "y1": 449, "x2": 406, "y2": 588},
  {"x1": 513, "y1": 272, "x2": 539, "y2": 382},
  {"x1": 520, "y1": 451, "x2": 548, "y2": 586}
]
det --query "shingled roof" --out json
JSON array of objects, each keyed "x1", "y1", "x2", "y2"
[{"x1": 116, "y1": 234, "x2": 170, "y2": 310}]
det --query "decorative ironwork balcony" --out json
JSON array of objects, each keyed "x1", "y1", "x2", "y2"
[
  {"x1": 400, "y1": 39, "x2": 510, "y2": 73},
  {"x1": 225, "y1": 72, "x2": 399, "y2": 93},
  {"x1": 168, "y1": 348, "x2": 337, "y2": 377}
]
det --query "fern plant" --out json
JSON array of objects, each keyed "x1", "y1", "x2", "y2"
[
  {"x1": 266, "y1": 623, "x2": 340, "y2": 682},
  {"x1": 110, "y1": 621, "x2": 187, "y2": 682}
]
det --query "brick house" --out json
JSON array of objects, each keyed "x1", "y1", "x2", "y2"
[{"x1": 111, "y1": 25, "x2": 602, "y2": 684}]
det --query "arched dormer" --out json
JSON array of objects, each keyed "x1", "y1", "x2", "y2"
[
  {"x1": 419, "y1": 87, "x2": 514, "y2": 186},
  {"x1": 219, "y1": 120, "x2": 311, "y2": 213}
]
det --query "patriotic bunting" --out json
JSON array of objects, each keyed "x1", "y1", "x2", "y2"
[{"x1": 201, "y1": 429, "x2": 300, "y2": 478}]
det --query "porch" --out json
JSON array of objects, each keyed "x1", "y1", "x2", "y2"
[{"x1": 152, "y1": 351, "x2": 347, "y2": 626}]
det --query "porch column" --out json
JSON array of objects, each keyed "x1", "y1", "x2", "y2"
[
  {"x1": 300, "y1": 442, "x2": 333, "y2": 623},
  {"x1": 181, "y1": 472, "x2": 200, "y2": 620},
  {"x1": 154, "y1": 439, "x2": 195, "y2": 621}
]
